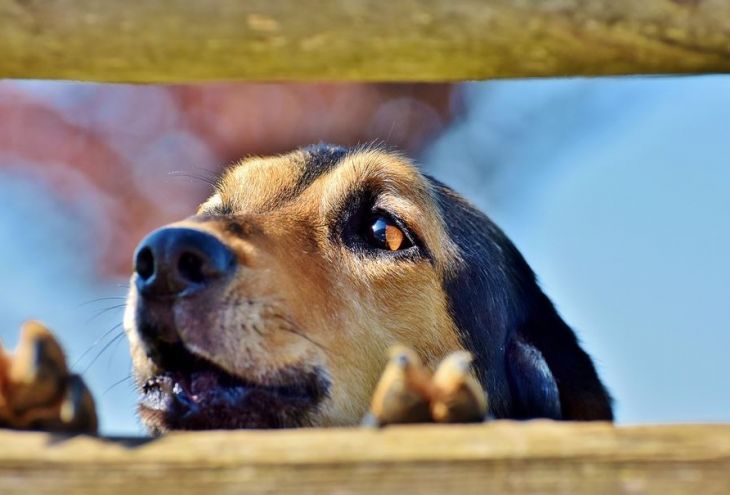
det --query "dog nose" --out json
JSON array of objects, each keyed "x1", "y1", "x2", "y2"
[{"x1": 133, "y1": 227, "x2": 235, "y2": 298}]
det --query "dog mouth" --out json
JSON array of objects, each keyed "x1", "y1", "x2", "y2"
[{"x1": 137, "y1": 338, "x2": 330, "y2": 433}]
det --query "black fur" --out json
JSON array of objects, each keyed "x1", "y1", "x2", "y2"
[
  {"x1": 507, "y1": 338, "x2": 562, "y2": 419},
  {"x1": 298, "y1": 144, "x2": 349, "y2": 191},
  {"x1": 427, "y1": 177, "x2": 613, "y2": 420}
]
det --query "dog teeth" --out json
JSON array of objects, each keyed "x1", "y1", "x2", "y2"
[
  {"x1": 144, "y1": 377, "x2": 158, "y2": 389},
  {"x1": 142, "y1": 378, "x2": 156, "y2": 394},
  {"x1": 143, "y1": 375, "x2": 174, "y2": 395}
]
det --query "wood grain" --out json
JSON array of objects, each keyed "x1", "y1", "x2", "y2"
[
  {"x1": 1, "y1": 0, "x2": 730, "y2": 82},
  {"x1": 0, "y1": 422, "x2": 729, "y2": 494}
]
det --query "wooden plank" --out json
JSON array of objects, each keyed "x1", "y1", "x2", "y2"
[
  {"x1": 0, "y1": 422, "x2": 729, "y2": 494},
  {"x1": 1, "y1": 0, "x2": 730, "y2": 82}
]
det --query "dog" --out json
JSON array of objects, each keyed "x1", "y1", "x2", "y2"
[
  {"x1": 123, "y1": 144, "x2": 612, "y2": 433},
  {"x1": 0, "y1": 144, "x2": 613, "y2": 434}
]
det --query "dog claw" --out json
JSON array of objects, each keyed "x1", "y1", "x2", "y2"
[
  {"x1": 0, "y1": 321, "x2": 98, "y2": 433},
  {"x1": 365, "y1": 346, "x2": 489, "y2": 426},
  {"x1": 430, "y1": 351, "x2": 488, "y2": 424},
  {"x1": 365, "y1": 345, "x2": 433, "y2": 426},
  {"x1": 9, "y1": 321, "x2": 68, "y2": 412}
]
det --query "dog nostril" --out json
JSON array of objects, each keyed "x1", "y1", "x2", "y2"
[
  {"x1": 134, "y1": 227, "x2": 235, "y2": 297},
  {"x1": 135, "y1": 247, "x2": 155, "y2": 281},
  {"x1": 178, "y1": 251, "x2": 206, "y2": 284}
]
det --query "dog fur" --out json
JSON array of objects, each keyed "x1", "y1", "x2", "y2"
[{"x1": 124, "y1": 144, "x2": 613, "y2": 432}]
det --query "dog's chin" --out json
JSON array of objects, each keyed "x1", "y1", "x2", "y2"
[{"x1": 136, "y1": 342, "x2": 330, "y2": 434}]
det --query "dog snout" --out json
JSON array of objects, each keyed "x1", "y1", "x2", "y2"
[{"x1": 134, "y1": 227, "x2": 235, "y2": 298}]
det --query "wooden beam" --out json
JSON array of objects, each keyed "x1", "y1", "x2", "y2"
[
  {"x1": 1, "y1": 0, "x2": 730, "y2": 82},
  {"x1": 0, "y1": 422, "x2": 729, "y2": 494}
]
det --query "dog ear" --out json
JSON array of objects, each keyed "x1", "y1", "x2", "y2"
[
  {"x1": 427, "y1": 176, "x2": 613, "y2": 420},
  {"x1": 507, "y1": 337, "x2": 561, "y2": 419},
  {"x1": 518, "y1": 295, "x2": 614, "y2": 421}
]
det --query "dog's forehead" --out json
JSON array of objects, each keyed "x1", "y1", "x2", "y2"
[{"x1": 203, "y1": 145, "x2": 427, "y2": 214}]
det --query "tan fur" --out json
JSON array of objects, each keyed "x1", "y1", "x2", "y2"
[
  {"x1": 0, "y1": 321, "x2": 97, "y2": 432},
  {"x1": 368, "y1": 345, "x2": 433, "y2": 425},
  {"x1": 126, "y1": 149, "x2": 466, "y2": 426},
  {"x1": 431, "y1": 351, "x2": 488, "y2": 423}
]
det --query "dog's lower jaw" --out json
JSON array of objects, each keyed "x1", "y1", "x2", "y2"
[
  {"x1": 138, "y1": 396, "x2": 324, "y2": 434},
  {"x1": 138, "y1": 397, "x2": 318, "y2": 434},
  {"x1": 136, "y1": 364, "x2": 331, "y2": 433}
]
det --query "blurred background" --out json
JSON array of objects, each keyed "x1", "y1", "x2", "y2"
[{"x1": 0, "y1": 77, "x2": 727, "y2": 434}]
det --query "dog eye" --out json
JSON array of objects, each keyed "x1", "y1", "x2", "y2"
[{"x1": 368, "y1": 216, "x2": 412, "y2": 251}]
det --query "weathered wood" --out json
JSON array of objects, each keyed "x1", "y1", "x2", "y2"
[
  {"x1": 0, "y1": 422, "x2": 729, "y2": 494},
  {"x1": 1, "y1": 0, "x2": 730, "y2": 82}
]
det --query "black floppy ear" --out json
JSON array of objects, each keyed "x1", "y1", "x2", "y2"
[
  {"x1": 426, "y1": 175, "x2": 613, "y2": 421},
  {"x1": 507, "y1": 337, "x2": 562, "y2": 420}
]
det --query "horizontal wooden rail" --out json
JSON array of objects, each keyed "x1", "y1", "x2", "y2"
[
  {"x1": 1, "y1": 1, "x2": 730, "y2": 82},
  {"x1": 0, "y1": 422, "x2": 729, "y2": 494}
]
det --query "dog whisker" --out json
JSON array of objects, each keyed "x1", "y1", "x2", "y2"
[
  {"x1": 278, "y1": 326, "x2": 331, "y2": 353},
  {"x1": 254, "y1": 296, "x2": 333, "y2": 353},
  {"x1": 72, "y1": 322, "x2": 124, "y2": 370},
  {"x1": 106, "y1": 330, "x2": 127, "y2": 372},
  {"x1": 80, "y1": 331, "x2": 126, "y2": 375},
  {"x1": 168, "y1": 170, "x2": 219, "y2": 188},
  {"x1": 250, "y1": 322, "x2": 265, "y2": 337},
  {"x1": 76, "y1": 296, "x2": 127, "y2": 308},
  {"x1": 102, "y1": 375, "x2": 134, "y2": 396},
  {"x1": 84, "y1": 304, "x2": 127, "y2": 324},
  {"x1": 276, "y1": 315, "x2": 334, "y2": 355},
  {"x1": 228, "y1": 297, "x2": 333, "y2": 354}
]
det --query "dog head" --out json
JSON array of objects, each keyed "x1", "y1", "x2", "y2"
[{"x1": 124, "y1": 145, "x2": 612, "y2": 433}]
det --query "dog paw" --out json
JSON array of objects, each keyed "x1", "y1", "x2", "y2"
[
  {"x1": 364, "y1": 345, "x2": 433, "y2": 426},
  {"x1": 430, "y1": 350, "x2": 488, "y2": 423},
  {"x1": 364, "y1": 346, "x2": 488, "y2": 426},
  {"x1": 0, "y1": 321, "x2": 98, "y2": 433}
]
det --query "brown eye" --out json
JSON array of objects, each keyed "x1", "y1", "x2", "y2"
[{"x1": 369, "y1": 216, "x2": 411, "y2": 251}]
